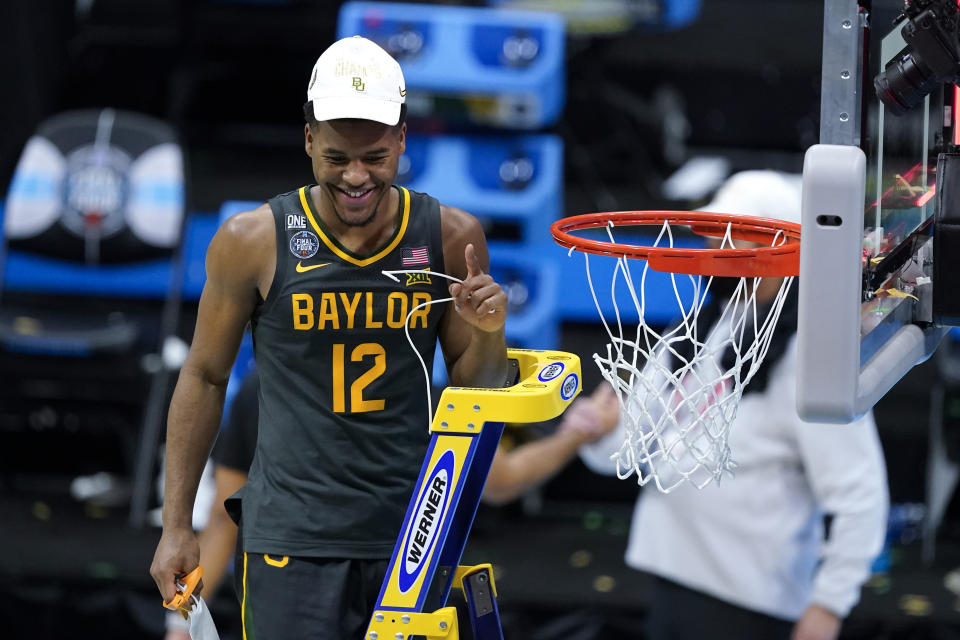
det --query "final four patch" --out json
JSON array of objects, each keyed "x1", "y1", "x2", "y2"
[{"x1": 290, "y1": 230, "x2": 320, "y2": 259}]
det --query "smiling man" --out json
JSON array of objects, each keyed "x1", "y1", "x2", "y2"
[{"x1": 150, "y1": 36, "x2": 509, "y2": 639}]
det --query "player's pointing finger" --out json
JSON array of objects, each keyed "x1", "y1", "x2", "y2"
[{"x1": 464, "y1": 243, "x2": 484, "y2": 279}]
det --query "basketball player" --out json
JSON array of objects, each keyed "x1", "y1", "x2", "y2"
[
  {"x1": 150, "y1": 36, "x2": 511, "y2": 639},
  {"x1": 581, "y1": 171, "x2": 889, "y2": 640}
]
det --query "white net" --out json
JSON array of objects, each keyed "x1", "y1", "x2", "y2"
[{"x1": 579, "y1": 219, "x2": 795, "y2": 492}]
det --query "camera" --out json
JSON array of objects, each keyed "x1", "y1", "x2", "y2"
[{"x1": 874, "y1": 0, "x2": 960, "y2": 116}]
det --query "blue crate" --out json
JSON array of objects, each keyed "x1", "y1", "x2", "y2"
[
  {"x1": 656, "y1": 0, "x2": 702, "y2": 28},
  {"x1": 338, "y1": 2, "x2": 566, "y2": 129},
  {"x1": 486, "y1": 0, "x2": 701, "y2": 31},
  {"x1": 399, "y1": 134, "x2": 562, "y2": 245},
  {"x1": 488, "y1": 241, "x2": 558, "y2": 349},
  {"x1": 550, "y1": 233, "x2": 707, "y2": 325}
]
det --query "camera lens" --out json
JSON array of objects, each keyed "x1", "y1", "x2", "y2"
[{"x1": 874, "y1": 51, "x2": 940, "y2": 116}]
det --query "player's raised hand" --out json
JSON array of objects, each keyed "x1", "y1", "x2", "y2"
[{"x1": 449, "y1": 243, "x2": 507, "y2": 333}]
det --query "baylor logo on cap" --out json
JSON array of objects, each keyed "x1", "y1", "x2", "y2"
[{"x1": 352, "y1": 77, "x2": 365, "y2": 92}]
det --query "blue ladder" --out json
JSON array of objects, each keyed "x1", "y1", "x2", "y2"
[{"x1": 365, "y1": 348, "x2": 582, "y2": 639}]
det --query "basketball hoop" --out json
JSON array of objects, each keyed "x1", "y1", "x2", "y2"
[{"x1": 551, "y1": 211, "x2": 800, "y2": 492}]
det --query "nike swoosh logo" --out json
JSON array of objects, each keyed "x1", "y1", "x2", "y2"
[{"x1": 296, "y1": 261, "x2": 330, "y2": 273}]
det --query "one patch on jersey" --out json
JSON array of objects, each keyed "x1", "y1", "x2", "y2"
[
  {"x1": 286, "y1": 213, "x2": 306, "y2": 229},
  {"x1": 405, "y1": 270, "x2": 432, "y2": 286},
  {"x1": 289, "y1": 230, "x2": 320, "y2": 259},
  {"x1": 401, "y1": 246, "x2": 430, "y2": 266}
]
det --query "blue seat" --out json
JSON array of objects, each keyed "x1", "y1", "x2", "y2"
[
  {"x1": 338, "y1": 1, "x2": 566, "y2": 130},
  {"x1": 0, "y1": 108, "x2": 187, "y2": 525}
]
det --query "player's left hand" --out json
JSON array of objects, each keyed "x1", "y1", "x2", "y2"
[{"x1": 449, "y1": 243, "x2": 506, "y2": 333}]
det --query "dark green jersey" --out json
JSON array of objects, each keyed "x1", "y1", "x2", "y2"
[{"x1": 241, "y1": 185, "x2": 448, "y2": 558}]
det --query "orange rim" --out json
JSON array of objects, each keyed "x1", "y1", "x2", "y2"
[{"x1": 550, "y1": 211, "x2": 801, "y2": 277}]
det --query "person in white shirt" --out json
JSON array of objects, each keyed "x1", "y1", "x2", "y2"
[{"x1": 581, "y1": 170, "x2": 889, "y2": 640}]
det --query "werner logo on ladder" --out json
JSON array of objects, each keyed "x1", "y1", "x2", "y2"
[{"x1": 400, "y1": 450, "x2": 453, "y2": 591}]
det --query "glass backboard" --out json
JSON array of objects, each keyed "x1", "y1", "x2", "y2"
[{"x1": 860, "y1": 24, "x2": 939, "y2": 360}]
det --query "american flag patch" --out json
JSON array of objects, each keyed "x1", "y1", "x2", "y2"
[{"x1": 401, "y1": 246, "x2": 429, "y2": 265}]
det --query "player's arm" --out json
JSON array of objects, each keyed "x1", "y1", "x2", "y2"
[
  {"x1": 196, "y1": 465, "x2": 248, "y2": 597},
  {"x1": 438, "y1": 205, "x2": 508, "y2": 388},
  {"x1": 164, "y1": 463, "x2": 248, "y2": 639},
  {"x1": 795, "y1": 412, "x2": 888, "y2": 627},
  {"x1": 150, "y1": 206, "x2": 274, "y2": 604},
  {"x1": 777, "y1": 342, "x2": 887, "y2": 636}
]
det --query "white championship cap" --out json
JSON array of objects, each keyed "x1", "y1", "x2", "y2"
[
  {"x1": 701, "y1": 170, "x2": 803, "y2": 225},
  {"x1": 306, "y1": 35, "x2": 406, "y2": 126}
]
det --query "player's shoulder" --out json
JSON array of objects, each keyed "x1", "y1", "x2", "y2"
[
  {"x1": 267, "y1": 186, "x2": 309, "y2": 214},
  {"x1": 400, "y1": 186, "x2": 443, "y2": 216},
  {"x1": 438, "y1": 202, "x2": 488, "y2": 276},
  {"x1": 208, "y1": 202, "x2": 274, "y2": 272},
  {"x1": 220, "y1": 202, "x2": 274, "y2": 245},
  {"x1": 404, "y1": 186, "x2": 484, "y2": 248},
  {"x1": 438, "y1": 202, "x2": 483, "y2": 243}
]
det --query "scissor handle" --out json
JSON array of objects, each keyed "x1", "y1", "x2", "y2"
[{"x1": 162, "y1": 565, "x2": 203, "y2": 612}]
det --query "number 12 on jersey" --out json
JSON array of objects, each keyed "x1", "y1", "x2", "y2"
[{"x1": 332, "y1": 343, "x2": 386, "y2": 413}]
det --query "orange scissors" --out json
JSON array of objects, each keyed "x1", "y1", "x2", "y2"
[{"x1": 162, "y1": 566, "x2": 203, "y2": 617}]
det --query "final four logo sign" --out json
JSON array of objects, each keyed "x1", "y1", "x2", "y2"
[
  {"x1": 398, "y1": 449, "x2": 455, "y2": 593},
  {"x1": 62, "y1": 144, "x2": 132, "y2": 240}
]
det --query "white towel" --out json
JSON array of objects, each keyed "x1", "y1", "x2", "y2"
[{"x1": 186, "y1": 596, "x2": 220, "y2": 640}]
